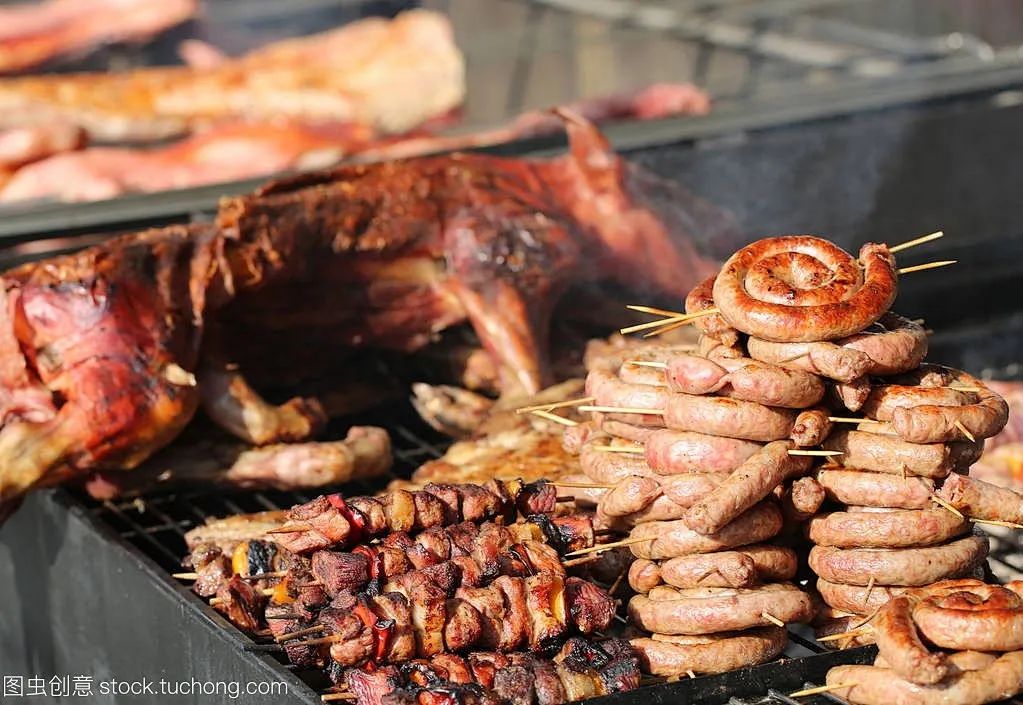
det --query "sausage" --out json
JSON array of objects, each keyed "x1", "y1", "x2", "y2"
[
  {"x1": 790, "y1": 406, "x2": 833, "y2": 446},
  {"x1": 808, "y1": 534, "x2": 989, "y2": 587},
  {"x1": 598, "y1": 476, "x2": 663, "y2": 517},
  {"x1": 816, "y1": 468, "x2": 934, "y2": 509},
  {"x1": 807, "y1": 508, "x2": 970, "y2": 548},
  {"x1": 598, "y1": 474, "x2": 728, "y2": 520},
  {"x1": 630, "y1": 627, "x2": 786, "y2": 676},
  {"x1": 827, "y1": 651, "x2": 1023, "y2": 705},
  {"x1": 831, "y1": 376, "x2": 871, "y2": 412},
  {"x1": 862, "y1": 385, "x2": 970, "y2": 421},
  {"x1": 628, "y1": 583, "x2": 815, "y2": 634},
  {"x1": 747, "y1": 337, "x2": 873, "y2": 383},
  {"x1": 815, "y1": 616, "x2": 877, "y2": 647},
  {"x1": 583, "y1": 339, "x2": 696, "y2": 374},
  {"x1": 561, "y1": 423, "x2": 598, "y2": 455},
  {"x1": 618, "y1": 363, "x2": 667, "y2": 387},
  {"x1": 585, "y1": 369, "x2": 668, "y2": 425},
  {"x1": 580, "y1": 440, "x2": 655, "y2": 484},
  {"x1": 838, "y1": 312, "x2": 929, "y2": 375},
  {"x1": 645, "y1": 428, "x2": 762, "y2": 475},
  {"x1": 556, "y1": 473, "x2": 607, "y2": 508},
  {"x1": 816, "y1": 578, "x2": 907, "y2": 616},
  {"x1": 685, "y1": 274, "x2": 740, "y2": 347},
  {"x1": 659, "y1": 544, "x2": 797, "y2": 588},
  {"x1": 628, "y1": 559, "x2": 663, "y2": 593},
  {"x1": 911, "y1": 579, "x2": 1023, "y2": 652},
  {"x1": 683, "y1": 441, "x2": 810, "y2": 535},
  {"x1": 823, "y1": 429, "x2": 962, "y2": 478},
  {"x1": 874, "y1": 593, "x2": 951, "y2": 685},
  {"x1": 696, "y1": 333, "x2": 745, "y2": 360},
  {"x1": 711, "y1": 237, "x2": 897, "y2": 342},
  {"x1": 600, "y1": 418, "x2": 658, "y2": 444},
  {"x1": 662, "y1": 394, "x2": 796, "y2": 442},
  {"x1": 784, "y1": 476, "x2": 826, "y2": 521},
  {"x1": 889, "y1": 372, "x2": 1009, "y2": 444},
  {"x1": 629, "y1": 501, "x2": 783, "y2": 560},
  {"x1": 938, "y1": 473, "x2": 1023, "y2": 524},
  {"x1": 664, "y1": 354, "x2": 825, "y2": 409}
]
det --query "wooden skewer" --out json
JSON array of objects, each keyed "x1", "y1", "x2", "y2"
[
  {"x1": 516, "y1": 396, "x2": 595, "y2": 414},
  {"x1": 625, "y1": 360, "x2": 669, "y2": 369},
  {"x1": 954, "y1": 420, "x2": 977, "y2": 443},
  {"x1": 265, "y1": 524, "x2": 311, "y2": 535},
  {"x1": 948, "y1": 385, "x2": 982, "y2": 392},
  {"x1": 579, "y1": 405, "x2": 663, "y2": 415},
  {"x1": 322, "y1": 694, "x2": 357, "y2": 702},
  {"x1": 686, "y1": 670, "x2": 697, "y2": 680},
  {"x1": 288, "y1": 634, "x2": 344, "y2": 648},
  {"x1": 789, "y1": 683, "x2": 859, "y2": 698},
  {"x1": 863, "y1": 575, "x2": 875, "y2": 604},
  {"x1": 643, "y1": 308, "x2": 719, "y2": 338},
  {"x1": 620, "y1": 308, "x2": 719, "y2": 336},
  {"x1": 553, "y1": 481, "x2": 615, "y2": 489},
  {"x1": 564, "y1": 536, "x2": 654, "y2": 557},
  {"x1": 277, "y1": 624, "x2": 325, "y2": 642},
  {"x1": 173, "y1": 570, "x2": 287, "y2": 581},
  {"x1": 930, "y1": 493, "x2": 965, "y2": 519},
  {"x1": 888, "y1": 230, "x2": 944, "y2": 254},
  {"x1": 911, "y1": 318, "x2": 925, "y2": 325},
  {"x1": 815, "y1": 627, "x2": 873, "y2": 643},
  {"x1": 972, "y1": 518, "x2": 1023, "y2": 530},
  {"x1": 626, "y1": 304, "x2": 685, "y2": 317},
  {"x1": 593, "y1": 445, "x2": 645, "y2": 454},
  {"x1": 562, "y1": 554, "x2": 605, "y2": 568},
  {"x1": 761, "y1": 611, "x2": 785, "y2": 627},
  {"x1": 788, "y1": 450, "x2": 844, "y2": 457},
  {"x1": 828, "y1": 417, "x2": 882, "y2": 424},
  {"x1": 529, "y1": 410, "x2": 578, "y2": 426},
  {"x1": 898, "y1": 259, "x2": 956, "y2": 275}
]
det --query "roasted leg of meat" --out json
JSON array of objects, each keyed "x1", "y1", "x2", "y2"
[{"x1": 0, "y1": 114, "x2": 730, "y2": 518}]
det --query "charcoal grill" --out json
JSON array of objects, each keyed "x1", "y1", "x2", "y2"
[{"x1": 3, "y1": 1, "x2": 1023, "y2": 703}]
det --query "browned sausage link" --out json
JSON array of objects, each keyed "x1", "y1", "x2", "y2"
[
  {"x1": 697, "y1": 334, "x2": 744, "y2": 360},
  {"x1": 585, "y1": 369, "x2": 668, "y2": 425},
  {"x1": 712, "y1": 237, "x2": 897, "y2": 342},
  {"x1": 938, "y1": 473, "x2": 1023, "y2": 524},
  {"x1": 660, "y1": 544, "x2": 797, "y2": 588},
  {"x1": 830, "y1": 376, "x2": 871, "y2": 412},
  {"x1": 873, "y1": 595, "x2": 949, "y2": 685},
  {"x1": 628, "y1": 559, "x2": 663, "y2": 593},
  {"x1": 685, "y1": 274, "x2": 740, "y2": 347},
  {"x1": 747, "y1": 337, "x2": 873, "y2": 383},
  {"x1": 663, "y1": 394, "x2": 796, "y2": 442},
  {"x1": 827, "y1": 652, "x2": 1023, "y2": 705},
  {"x1": 628, "y1": 583, "x2": 815, "y2": 634},
  {"x1": 556, "y1": 474, "x2": 607, "y2": 508},
  {"x1": 580, "y1": 438, "x2": 655, "y2": 484},
  {"x1": 599, "y1": 475, "x2": 729, "y2": 523},
  {"x1": 807, "y1": 508, "x2": 970, "y2": 548},
  {"x1": 645, "y1": 429, "x2": 762, "y2": 475},
  {"x1": 816, "y1": 468, "x2": 934, "y2": 509},
  {"x1": 822, "y1": 429, "x2": 956, "y2": 478},
  {"x1": 911, "y1": 580, "x2": 1023, "y2": 652},
  {"x1": 598, "y1": 476, "x2": 663, "y2": 517},
  {"x1": 808, "y1": 534, "x2": 989, "y2": 587},
  {"x1": 816, "y1": 578, "x2": 907, "y2": 616},
  {"x1": 629, "y1": 502, "x2": 783, "y2": 560},
  {"x1": 790, "y1": 406, "x2": 832, "y2": 446},
  {"x1": 630, "y1": 627, "x2": 786, "y2": 676},
  {"x1": 837, "y1": 312, "x2": 928, "y2": 375},
  {"x1": 862, "y1": 385, "x2": 970, "y2": 421},
  {"x1": 783, "y1": 476, "x2": 825, "y2": 521},
  {"x1": 684, "y1": 441, "x2": 809, "y2": 535},
  {"x1": 891, "y1": 370, "x2": 1009, "y2": 444},
  {"x1": 664, "y1": 354, "x2": 825, "y2": 409}
]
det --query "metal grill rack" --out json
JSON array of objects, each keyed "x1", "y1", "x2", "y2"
[{"x1": 71, "y1": 394, "x2": 1023, "y2": 704}]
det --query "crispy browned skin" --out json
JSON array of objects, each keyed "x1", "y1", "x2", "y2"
[
  {"x1": 828, "y1": 651, "x2": 1023, "y2": 705},
  {"x1": 657, "y1": 544, "x2": 797, "y2": 588},
  {"x1": 661, "y1": 394, "x2": 796, "y2": 442},
  {"x1": 816, "y1": 578, "x2": 907, "y2": 616},
  {"x1": 790, "y1": 406, "x2": 833, "y2": 446},
  {"x1": 630, "y1": 627, "x2": 786, "y2": 676},
  {"x1": 816, "y1": 468, "x2": 934, "y2": 509},
  {"x1": 807, "y1": 508, "x2": 970, "y2": 549},
  {"x1": 783, "y1": 476, "x2": 825, "y2": 520},
  {"x1": 808, "y1": 534, "x2": 989, "y2": 587},
  {"x1": 683, "y1": 440, "x2": 809, "y2": 534},
  {"x1": 628, "y1": 501, "x2": 783, "y2": 560},
  {"x1": 822, "y1": 429, "x2": 976, "y2": 478},
  {"x1": 938, "y1": 473, "x2": 1023, "y2": 524},
  {"x1": 685, "y1": 274, "x2": 739, "y2": 347},
  {"x1": 628, "y1": 583, "x2": 814, "y2": 634},
  {"x1": 712, "y1": 236, "x2": 897, "y2": 342},
  {"x1": 0, "y1": 115, "x2": 727, "y2": 517},
  {"x1": 874, "y1": 594, "x2": 950, "y2": 684},
  {"x1": 890, "y1": 371, "x2": 1008, "y2": 444}
]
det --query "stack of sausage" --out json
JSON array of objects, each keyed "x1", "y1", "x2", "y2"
[
  {"x1": 673, "y1": 235, "x2": 1012, "y2": 641},
  {"x1": 826, "y1": 579, "x2": 1023, "y2": 704}
]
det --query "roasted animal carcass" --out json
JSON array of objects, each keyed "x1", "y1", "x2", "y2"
[{"x1": 0, "y1": 114, "x2": 729, "y2": 519}]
